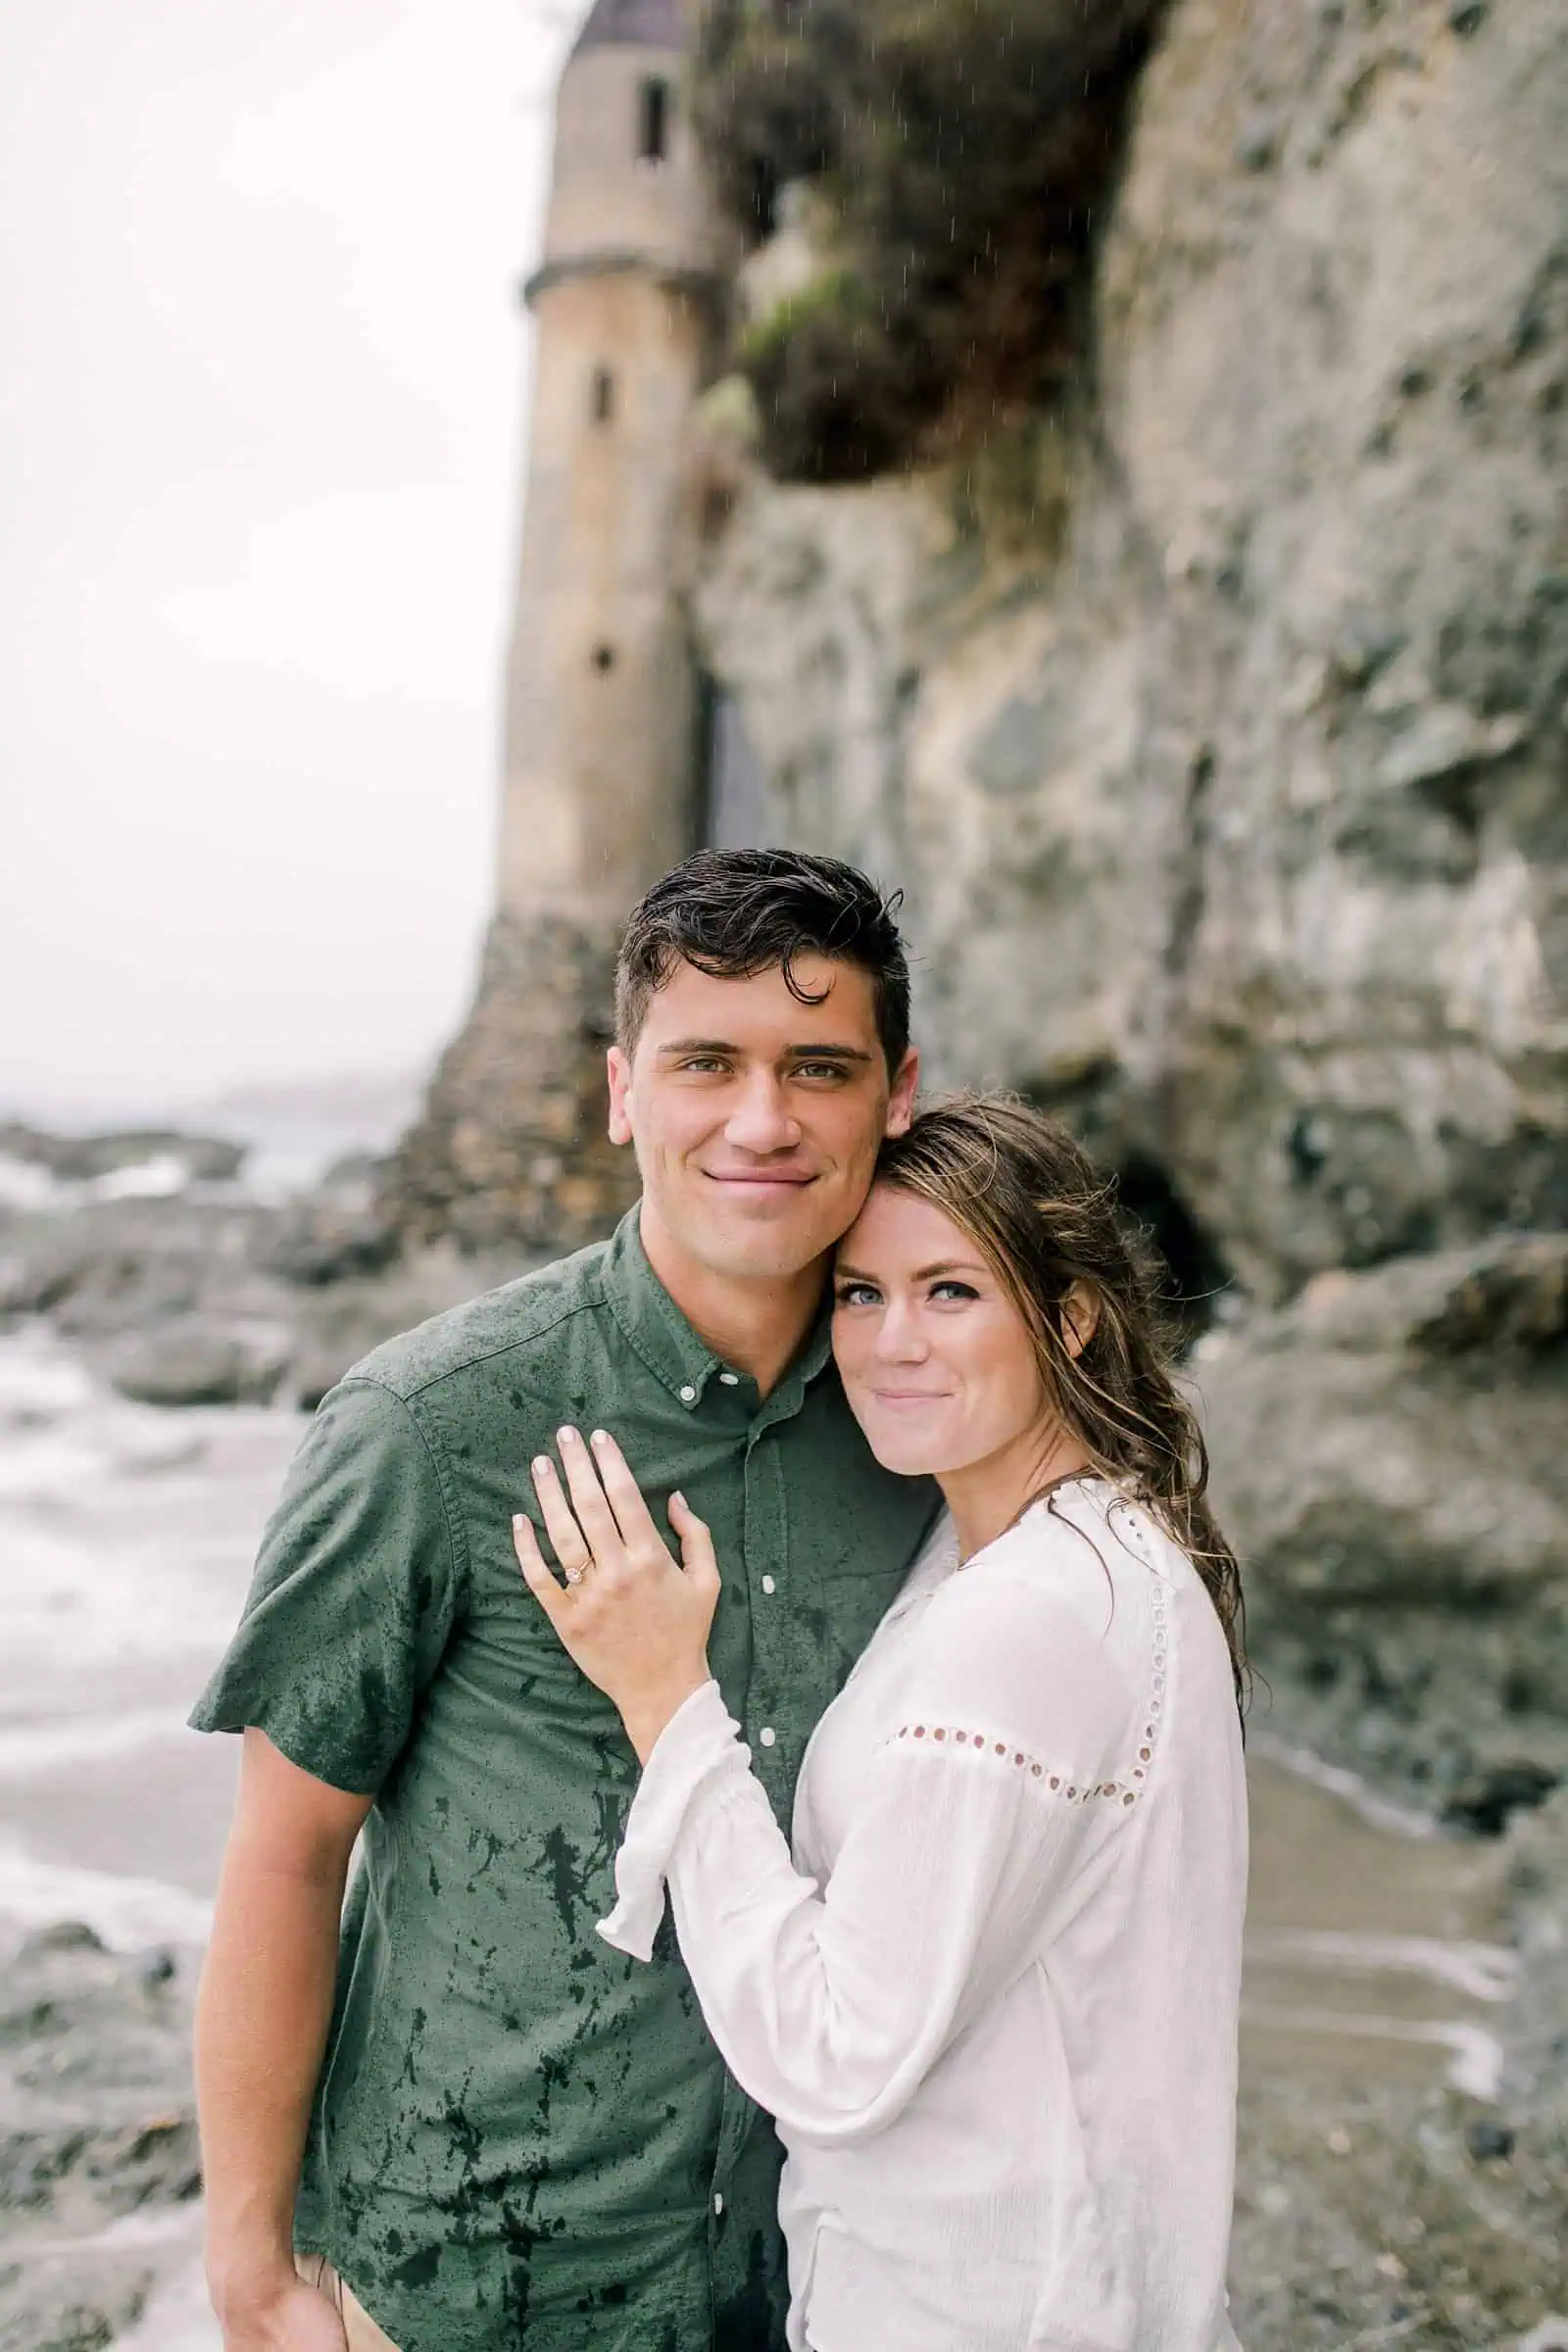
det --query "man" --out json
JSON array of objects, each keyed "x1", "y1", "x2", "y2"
[{"x1": 193, "y1": 849, "x2": 940, "y2": 2352}]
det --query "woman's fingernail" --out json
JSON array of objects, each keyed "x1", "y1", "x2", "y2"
[
  {"x1": 591, "y1": 1428, "x2": 610, "y2": 1447},
  {"x1": 532, "y1": 1456, "x2": 552, "y2": 1478},
  {"x1": 559, "y1": 1425, "x2": 579, "y2": 1446},
  {"x1": 670, "y1": 1491, "x2": 686, "y2": 1510}
]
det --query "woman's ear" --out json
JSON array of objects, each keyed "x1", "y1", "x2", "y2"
[{"x1": 1060, "y1": 1282, "x2": 1099, "y2": 1359}]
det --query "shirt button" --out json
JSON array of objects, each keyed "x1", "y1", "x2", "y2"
[
  {"x1": 759, "y1": 1726, "x2": 777, "y2": 1747},
  {"x1": 712, "y1": 2192, "x2": 724, "y2": 2216},
  {"x1": 678, "y1": 1384, "x2": 697, "y2": 1403},
  {"x1": 719, "y1": 1371, "x2": 740, "y2": 1386},
  {"x1": 761, "y1": 1575, "x2": 776, "y2": 1594}
]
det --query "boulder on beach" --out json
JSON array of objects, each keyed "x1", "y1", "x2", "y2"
[
  {"x1": 0, "y1": 1121, "x2": 246, "y2": 1189},
  {"x1": 1200, "y1": 1233, "x2": 1568, "y2": 1827},
  {"x1": 0, "y1": 1922, "x2": 199, "y2": 2351},
  {"x1": 106, "y1": 1315, "x2": 293, "y2": 1408}
]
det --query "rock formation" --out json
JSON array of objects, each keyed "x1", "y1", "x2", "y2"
[
  {"x1": 391, "y1": 0, "x2": 1566, "y2": 1832},
  {"x1": 695, "y1": 0, "x2": 1566, "y2": 1307},
  {"x1": 680, "y1": 0, "x2": 1567, "y2": 1838}
]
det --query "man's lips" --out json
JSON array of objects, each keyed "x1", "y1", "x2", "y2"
[{"x1": 702, "y1": 1169, "x2": 818, "y2": 1189}]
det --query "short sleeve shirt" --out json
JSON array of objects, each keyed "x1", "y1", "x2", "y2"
[{"x1": 190, "y1": 1208, "x2": 940, "y2": 2352}]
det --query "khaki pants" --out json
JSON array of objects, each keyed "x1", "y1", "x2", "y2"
[{"x1": 295, "y1": 2254, "x2": 402, "y2": 2352}]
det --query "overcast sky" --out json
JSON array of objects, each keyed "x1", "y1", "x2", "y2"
[{"x1": 1, "y1": 0, "x2": 584, "y2": 1123}]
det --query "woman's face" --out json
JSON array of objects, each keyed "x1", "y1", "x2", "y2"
[{"x1": 832, "y1": 1184, "x2": 1050, "y2": 1477}]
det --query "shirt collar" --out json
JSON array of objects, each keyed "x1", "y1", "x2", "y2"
[{"x1": 603, "y1": 1204, "x2": 835, "y2": 1414}]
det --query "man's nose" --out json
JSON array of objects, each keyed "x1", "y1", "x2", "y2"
[{"x1": 724, "y1": 1073, "x2": 802, "y2": 1153}]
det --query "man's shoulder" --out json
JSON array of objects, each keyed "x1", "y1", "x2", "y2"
[{"x1": 345, "y1": 1233, "x2": 613, "y2": 1405}]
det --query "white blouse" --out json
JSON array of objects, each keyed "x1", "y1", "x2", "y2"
[{"x1": 599, "y1": 1479, "x2": 1249, "y2": 2352}]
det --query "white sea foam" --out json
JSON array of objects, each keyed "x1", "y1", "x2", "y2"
[
  {"x1": 24, "y1": 2211, "x2": 220, "y2": 2352},
  {"x1": 0, "y1": 1828, "x2": 213, "y2": 1950},
  {"x1": 1241, "y1": 1998, "x2": 1505, "y2": 2100},
  {"x1": 1246, "y1": 1926, "x2": 1518, "y2": 2005},
  {"x1": 0, "y1": 1706, "x2": 195, "y2": 1779},
  {"x1": 0, "y1": 1329, "x2": 95, "y2": 1420},
  {"x1": 0, "y1": 1330, "x2": 297, "y2": 1692},
  {"x1": 110, "y1": 2248, "x2": 220, "y2": 2352},
  {"x1": 1249, "y1": 1729, "x2": 1442, "y2": 1839}
]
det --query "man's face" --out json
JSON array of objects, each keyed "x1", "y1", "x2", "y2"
[{"x1": 608, "y1": 955, "x2": 918, "y2": 1285}]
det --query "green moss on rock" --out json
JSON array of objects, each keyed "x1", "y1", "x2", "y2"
[{"x1": 696, "y1": 0, "x2": 1169, "y2": 481}]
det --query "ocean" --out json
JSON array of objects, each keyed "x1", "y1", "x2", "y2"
[{"x1": 0, "y1": 1322, "x2": 303, "y2": 2346}]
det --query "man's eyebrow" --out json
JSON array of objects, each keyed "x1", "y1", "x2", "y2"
[
  {"x1": 655, "y1": 1038, "x2": 875, "y2": 1062},
  {"x1": 834, "y1": 1259, "x2": 990, "y2": 1283}
]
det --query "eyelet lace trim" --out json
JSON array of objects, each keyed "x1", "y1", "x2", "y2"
[
  {"x1": 891, "y1": 1509, "x2": 1173, "y2": 1814},
  {"x1": 892, "y1": 1723, "x2": 1142, "y2": 1808}
]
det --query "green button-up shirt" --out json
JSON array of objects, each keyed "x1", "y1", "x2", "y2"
[{"x1": 192, "y1": 1208, "x2": 938, "y2": 2352}]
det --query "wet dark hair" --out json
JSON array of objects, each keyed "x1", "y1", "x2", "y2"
[
  {"x1": 615, "y1": 848, "x2": 911, "y2": 1072},
  {"x1": 874, "y1": 1094, "x2": 1249, "y2": 1711}
]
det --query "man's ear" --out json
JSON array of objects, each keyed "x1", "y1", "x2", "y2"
[
  {"x1": 884, "y1": 1047, "x2": 919, "y2": 1138},
  {"x1": 607, "y1": 1046, "x2": 634, "y2": 1148}
]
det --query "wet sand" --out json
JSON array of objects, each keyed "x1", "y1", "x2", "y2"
[{"x1": 1244, "y1": 1743, "x2": 1512, "y2": 2102}]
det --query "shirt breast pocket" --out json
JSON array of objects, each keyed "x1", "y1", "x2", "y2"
[{"x1": 463, "y1": 1553, "x2": 632, "y2": 1738}]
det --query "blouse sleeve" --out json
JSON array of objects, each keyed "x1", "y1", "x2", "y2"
[{"x1": 597, "y1": 1561, "x2": 1147, "y2": 2145}]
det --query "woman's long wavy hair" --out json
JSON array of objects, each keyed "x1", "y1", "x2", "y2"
[{"x1": 873, "y1": 1094, "x2": 1248, "y2": 1713}]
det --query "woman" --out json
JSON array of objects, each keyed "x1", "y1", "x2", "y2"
[{"x1": 514, "y1": 1097, "x2": 1249, "y2": 2352}]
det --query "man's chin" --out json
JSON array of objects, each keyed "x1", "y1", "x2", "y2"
[
  {"x1": 702, "y1": 1232, "x2": 834, "y2": 1282},
  {"x1": 680, "y1": 1208, "x2": 841, "y2": 1284}
]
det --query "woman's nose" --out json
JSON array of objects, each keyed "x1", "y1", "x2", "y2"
[{"x1": 873, "y1": 1299, "x2": 928, "y2": 1360}]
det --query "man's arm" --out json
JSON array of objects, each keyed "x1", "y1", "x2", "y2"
[{"x1": 196, "y1": 1729, "x2": 371, "y2": 2348}]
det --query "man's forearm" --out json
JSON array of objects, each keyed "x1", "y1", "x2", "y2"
[{"x1": 195, "y1": 1847, "x2": 348, "y2": 2302}]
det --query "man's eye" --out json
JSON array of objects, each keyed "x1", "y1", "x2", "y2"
[
  {"x1": 794, "y1": 1062, "x2": 849, "y2": 1083},
  {"x1": 834, "y1": 1283, "x2": 881, "y2": 1308},
  {"x1": 679, "y1": 1057, "x2": 729, "y2": 1075}
]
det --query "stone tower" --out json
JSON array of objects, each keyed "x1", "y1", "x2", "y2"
[{"x1": 384, "y1": 0, "x2": 723, "y2": 1251}]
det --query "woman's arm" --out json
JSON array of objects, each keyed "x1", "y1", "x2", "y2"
[
  {"x1": 599, "y1": 1642, "x2": 1133, "y2": 2144},
  {"x1": 510, "y1": 1434, "x2": 1141, "y2": 2147}
]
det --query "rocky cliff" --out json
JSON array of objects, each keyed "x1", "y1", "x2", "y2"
[
  {"x1": 389, "y1": 0, "x2": 1566, "y2": 1827},
  {"x1": 696, "y1": 0, "x2": 1565, "y2": 1303},
  {"x1": 683, "y1": 0, "x2": 1568, "y2": 1838}
]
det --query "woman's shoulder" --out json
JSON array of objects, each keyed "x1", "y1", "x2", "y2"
[
  {"x1": 952, "y1": 1479, "x2": 1166, "y2": 1604},
  {"x1": 900, "y1": 1488, "x2": 1155, "y2": 1754}
]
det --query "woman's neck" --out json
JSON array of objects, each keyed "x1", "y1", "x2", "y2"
[{"x1": 938, "y1": 1422, "x2": 1096, "y2": 1565}]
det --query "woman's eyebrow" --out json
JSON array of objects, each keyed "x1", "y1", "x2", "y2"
[{"x1": 834, "y1": 1260, "x2": 988, "y2": 1282}]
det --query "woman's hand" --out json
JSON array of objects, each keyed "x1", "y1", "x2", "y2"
[{"x1": 513, "y1": 1427, "x2": 721, "y2": 1763}]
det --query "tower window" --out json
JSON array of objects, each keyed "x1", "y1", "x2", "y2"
[
  {"x1": 638, "y1": 76, "x2": 669, "y2": 164},
  {"x1": 591, "y1": 367, "x2": 615, "y2": 423}
]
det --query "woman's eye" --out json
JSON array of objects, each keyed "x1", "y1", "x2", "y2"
[
  {"x1": 931, "y1": 1281, "x2": 979, "y2": 1303},
  {"x1": 834, "y1": 1282, "x2": 881, "y2": 1308}
]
